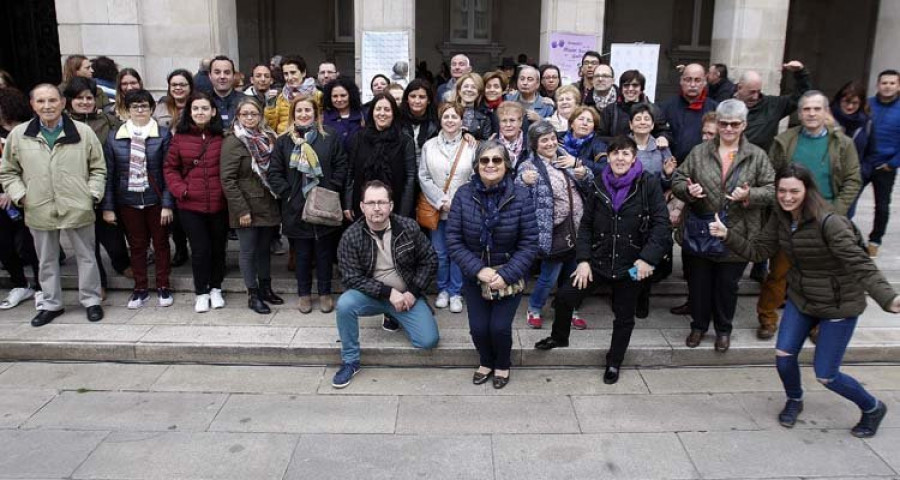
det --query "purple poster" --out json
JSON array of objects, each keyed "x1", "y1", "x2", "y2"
[{"x1": 548, "y1": 32, "x2": 600, "y2": 86}]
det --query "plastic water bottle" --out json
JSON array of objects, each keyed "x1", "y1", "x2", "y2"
[{"x1": 5, "y1": 205, "x2": 21, "y2": 222}]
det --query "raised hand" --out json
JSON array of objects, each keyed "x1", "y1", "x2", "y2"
[
  {"x1": 708, "y1": 212, "x2": 728, "y2": 239},
  {"x1": 726, "y1": 182, "x2": 750, "y2": 202},
  {"x1": 686, "y1": 178, "x2": 706, "y2": 199}
]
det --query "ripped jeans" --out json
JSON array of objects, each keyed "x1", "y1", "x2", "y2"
[{"x1": 775, "y1": 300, "x2": 877, "y2": 411}]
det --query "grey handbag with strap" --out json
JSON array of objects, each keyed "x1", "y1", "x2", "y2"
[{"x1": 301, "y1": 186, "x2": 343, "y2": 226}]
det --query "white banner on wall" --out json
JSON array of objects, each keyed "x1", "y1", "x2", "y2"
[
  {"x1": 361, "y1": 30, "x2": 410, "y2": 103},
  {"x1": 609, "y1": 43, "x2": 660, "y2": 102}
]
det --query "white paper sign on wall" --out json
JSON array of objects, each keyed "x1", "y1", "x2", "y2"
[{"x1": 361, "y1": 31, "x2": 410, "y2": 103}]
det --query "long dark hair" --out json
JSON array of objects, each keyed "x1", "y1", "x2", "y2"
[
  {"x1": 161, "y1": 69, "x2": 194, "y2": 122},
  {"x1": 400, "y1": 78, "x2": 436, "y2": 122},
  {"x1": 776, "y1": 163, "x2": 832, "y2": 222},
  {"x1": 175, "y1": 91, "x2": 224, "y2": 135},
  {"x1": 831, "y1": 80, "x2": 869, "y2": 115},
  {"x1": 323, "y1": 76, "x2": 362, "y2": 114},
  {"x1": 364, "y1": 93, "x2": 400, "y2": 133}
]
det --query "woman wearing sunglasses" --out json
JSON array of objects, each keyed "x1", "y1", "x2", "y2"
[{"x1": 446, "y1": 140, "x2": 538, "y2": 389}]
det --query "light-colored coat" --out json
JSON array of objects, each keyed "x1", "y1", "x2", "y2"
[{"x1": 417, "y1": 135, "x2": 475, "y2": 220}]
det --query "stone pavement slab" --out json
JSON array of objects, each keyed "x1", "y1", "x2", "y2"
[
  {"x1": 284, "y1": 434, "x2": 492, "y2": 480},
  {"x1": 519, "y1": 328, "x2": 672, "y2": 366},
  {"x1": 209, "y1": 394, "x2": 398, "y2": 433},
  {"x1": 863, "y1": 426, "x2": 900, "y2": 474},
  {"x1": 0, "y1": 389, "x2": 57, "y2": 428},
  {"x1": 844, "y1": 364, "x2": 900, "y2": 390},
  {"x1": 0, "y1": 429, "x2": 108, "y2": 479},
  {"x1": 0, "y1": 363, "x2": 11, "y2": 375},
  {"x1": 678, "y1": 429, "x2": 896, "y2": 478},
  {"x1": 139, "y1": 325, "x2": 297, "y2": 344},
  {"x1": 72, "y1": 431, "x2": 298, "y2": 480},
  {"x1": 736, "y1": 390, "x2": 900, "y2": 431},
  {"x1": 0, "y1": 362, "x2": 167, "y2": 391},
  {"x1": 396, "y1": 395, "x2": 580, "y2": 434},
  {"x1": 25, "y1": 391, "x2": 227, "y2": 431},
  {"x1": 639, "y1": 365, "x2": 827, "y2": 394},
  {"x1": 150, "y1": 365, "x2": 324, "y2": 394},
  {"x1": 492, "y1": 432, "x2": 698, "y2": 479},
  {"x1": 486, "y1": 367, "x2": 650, "y2": 395},
  {"x1": 4, "y1": 323, "x2": 152, "y2": 342},
  {"x1": 318, "y1": 366, "x2": 489, "y2": 395},
  {"x1": 573, "y1": 393, "x2": 759, "y2": 433}
]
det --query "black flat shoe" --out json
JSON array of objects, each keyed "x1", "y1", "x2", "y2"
[
  {"x1": 851, "y1": 401, "x2": 888, "y2": 438},
  {"x1": 86, "y1": 305, "x2": 104, "y2": 322},
  {"x1": 31, "y1": 309, "x2": 65, "y2": 327},
  {"x1": 603, "y1": 366, "x2": 620, "y2": 385},
  {"x1": 778, "y1": 399, "x2": 804, "y2": 428},
  {"x1": 492, "y1": 374, "x2": 510, "y2": 389},
  {"x1": 473, "y1": 369, "x2": 493, "y2": 385},
  {"x1": 534, "y1": 337, "x2": 569, "y2": 350}
]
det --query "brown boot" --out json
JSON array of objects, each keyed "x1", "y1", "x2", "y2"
[
  {"x1": 297, "y1": 295, "x2": 312, "y2": 314},
  {"x1": 756, "y1": 324, "x2": 777, "y2": 340},
  {"x1": 319, "y1": 294, "x2": 334, "y2": 313},
  {"x1": 287, "y1": 246, "x2": 296, "y2": 272},
  {"x1": 685, "y1": 330, "x2": 703, "y2": 348},
  {"x1": 714, "y1": 334, "x2": 731, "y2": 352}
]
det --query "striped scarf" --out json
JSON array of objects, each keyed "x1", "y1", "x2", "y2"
[
  {"x1": 126, "y1": 120, "x2": 150, "y2": 193},
  {"x1": 289, "y1": 124, "x2": 323, "y2": 197}
]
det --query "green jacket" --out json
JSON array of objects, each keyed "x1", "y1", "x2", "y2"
[
  {"x1": 725, "y1": 209, "x2": 896, "y2": 319},
  {"x1": 769, "y1": 125, "x2": 861, "y2": 215},
  {"x1": 0, "y1": 115, "x2": 106, "y2": 231},
  {"x1": 219, "y1": 134, "x2": 282, "y2": 229},
  {"x1": 672, "y1": 137, "x2": 775, "y2": 262}
]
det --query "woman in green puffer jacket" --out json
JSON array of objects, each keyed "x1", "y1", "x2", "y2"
[{"x1": 709, "y1": 163, "x2": 900, "y2": 438}]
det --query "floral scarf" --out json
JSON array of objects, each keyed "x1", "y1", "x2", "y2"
[
  {"x1": 234, "y1": 121, "x2": 277, "y2": 197},
  {"x1": 500, "y1": 131, "x2": 524, "y2": 165},
  {"x1": 289, "y1": 124, "x2": 322, "y2": 197}
]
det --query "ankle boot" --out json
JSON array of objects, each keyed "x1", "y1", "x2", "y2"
[
  {"x1": 259, "y1": 279, "x2": 284, "y2": 305},
  {"x1": 247, "y1": 288, "x2": 271, "y2": 314}
]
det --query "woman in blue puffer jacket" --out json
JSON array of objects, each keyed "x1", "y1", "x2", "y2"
[{"x1": 447, "y1": 139, "x2": 539, "y2": 389}]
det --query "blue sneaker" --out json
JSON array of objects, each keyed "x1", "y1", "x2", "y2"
[{"x1": 332, "y1": 362, "x2": 361, "y2": 389}]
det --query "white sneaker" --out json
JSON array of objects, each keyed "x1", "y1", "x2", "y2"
[
  {"x1": 157, "y1": 288, "x2": 174, "y2": 307},
  {"x1": 435, "y1": 291, "x2": 450, "y2": 309},
  {"x1": 0, "y1": 287, "x2": 35, "y2": 310},
  {"x1": 195, "y1": 294, "x2": 211, "y2": 313},
  {"x1": 210, "y1": 288, "x2": 225, "y2": 309},
  {"x1": 449, "y1": 295, "x2": 463, "y2": 313},
  {"x1": 34, "y1": 291, "x2": 44, "y2": 309},
  {"x1": 127, "y1": 290, "x2": 149, "y2": 310}
]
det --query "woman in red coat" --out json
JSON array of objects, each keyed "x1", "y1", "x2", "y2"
[{"x1": 163, "y1": 92, "x2": 227, "y2": 313}]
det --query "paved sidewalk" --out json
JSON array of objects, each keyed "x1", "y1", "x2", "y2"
[{"x1": 1, "y1": 361, "x2": 899, "y2": 479}]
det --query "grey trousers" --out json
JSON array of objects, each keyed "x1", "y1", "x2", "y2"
[
  {"x1": 31, "y1": 225, "x2": 102, "y2": 311},
  {"x1": 236, "y1": 226, "x2": 274, "y2": 289}
]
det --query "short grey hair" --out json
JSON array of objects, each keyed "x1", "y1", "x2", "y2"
[
  {"x1": 527, "y1": 120, "x2": 557, "y2": 154},
  {"x1": 473, "y1": 139, "x2": 513, "y2": 174},
  {"x1": 799, "y1": 89, "x2": 828, "y2": 108},
  {"x1": 716, "y1": 99, "x2": 748, "y2": 122}
]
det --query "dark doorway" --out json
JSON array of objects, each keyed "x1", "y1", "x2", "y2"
[
  {"x1": 0, "y1": 0, "x2": 61, "y2": 90},
  {"x1": 783, "y1": 0, "x2": 879, "y2": 98}
]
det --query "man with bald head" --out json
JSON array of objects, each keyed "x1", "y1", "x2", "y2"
[
  {"x1": 660, "y1": 63, "x2": 718, "y2": 163},
  {"x1": 437, "y1": 54, "x2": 472, "y2": 102},
  {"x1": 505, "y1": 65, "x2": 555, "y2": 120},
  {"x1": 734, "y1": 60, "x2": 810, "y2": 152},
  {"x1": 0, "y1": 84, "x2": 106, "y2": 327}
]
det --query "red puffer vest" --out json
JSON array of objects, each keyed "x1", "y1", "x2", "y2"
[{"x1": 163, "y1": 128, "x2": 226, "y2": 214}]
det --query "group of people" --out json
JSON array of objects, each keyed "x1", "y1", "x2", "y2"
[{"x1": 1, "y1": 49, "x2": 900, "y2": 438}]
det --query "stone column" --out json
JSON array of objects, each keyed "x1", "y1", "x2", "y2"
[
  {"x1": 55, "y1": 0, "x2": 239, "y2": 96},
  {"x1": 539, "y1": 0, "x2": 606, "y2": 65},
  {"x1": 868, "y1": 0, "x2": 900, "y2": 92},
  {"x1": 354, "y1": 0, "x2": 415, "y2": 88},
  {"x1": 710, "y1": 0, "x2": 790, "y2": 94}
]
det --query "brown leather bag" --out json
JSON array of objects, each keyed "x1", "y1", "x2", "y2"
[{"x1": 416, "y1": 142, "x2": 465, "y2": 230}]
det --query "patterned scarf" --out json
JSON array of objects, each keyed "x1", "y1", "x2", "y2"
[
  {"x1": 234, "y1": 121, "x2": 277, "y2": 197},
  {"x1": 473, "y1": 174, "x2": 510, "y2": 252},
  {"x1": 283, "y1": 77, "x2": 317, "y2": 103},
  {"x1": 601, "y1": 161, "x2": 643, "y2": 212},
  {"x1": 593, "y1": 87, "x2": 617, "y2": 110},
  {"x1": 500, "y1": 131, "x2": 524, "y2": 165},
  {"x1": 561, "y1": 131, "x2": 594, "y2": 157},
  {"x1": 289, "y1": 124, "x2": 322, "y2": 197},
  {"x1": 126, "y1": 120, "x2": 150, "y2": 193}
]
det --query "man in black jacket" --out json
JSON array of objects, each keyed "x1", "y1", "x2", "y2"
[{"x1": 332, "y1": 180, "x2": 440, "y2": 388}]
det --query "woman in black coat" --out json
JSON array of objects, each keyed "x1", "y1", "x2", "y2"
[
  {"x1": 268, "y1": 95, "x2": 348, "y2": 314},
  {"x1": 534, "y1": 136, "x2": 672, "y2": 385},
  {"x1": 344, "y1": 93, "x2": 416, "y2": 219}
]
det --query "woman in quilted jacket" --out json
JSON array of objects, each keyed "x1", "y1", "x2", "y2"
[
  {"x1": 163, "y1": 92, "x2": 227, "y2": 313},
  {"x1": 710, "y1": 163, "x2": 900, "y2": 437}
]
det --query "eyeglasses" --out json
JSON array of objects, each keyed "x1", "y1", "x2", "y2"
[
  {"x1": 717, "y1": 120, "x2": 744, "y2": 130},
  {"x1": 362, "y1": 200, "x2": 392, "y2": 208},
  {"x1": 479, "y1": 156, "x2": 504, "y2": 166},
  {"x1": 129, "y1": 104, "x2": 151, "y2": 112}
]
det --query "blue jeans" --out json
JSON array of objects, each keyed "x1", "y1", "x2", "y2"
[
  {"x1": 462, "y1": 280, "x2": 521, "y2": 370},
  {"x1": 528, "y1": 257, "x2": 577, "y2": 312},
  {"x1": 431, "y1": 220, "x2": 462, "y2": 296},
  {"x1": 775, "y1": 300, "x2": 877, "y2": 411},
  {"x1": 335, "y1": 289, "x2": 440, "y2": 364}
]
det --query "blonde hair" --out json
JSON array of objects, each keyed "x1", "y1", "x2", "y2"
[
  {"x1": 290, "y1": 95, "x2": 326, "y2": 135},
  {"x1": 495, "y1": 100, "x2": 525, "y2": 119},
  {"x1": 554, "y1": 84, "x2": 582, "y2": 104},
  {"x1": 453, "y1": 72, "x2": 484, "y2": 107}
]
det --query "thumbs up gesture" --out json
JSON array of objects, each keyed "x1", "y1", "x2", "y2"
[
  {"x1": 708, "y1": 212, "x2": 728, "y2": 239},
  {"x1": 686, "y1": 178, "x2": 706, "y2": 198},
  {"x1": 726, "y1": 182, "x2": 751, "y2": 202}
]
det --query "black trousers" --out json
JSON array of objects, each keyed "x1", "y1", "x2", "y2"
[
  {"x1": 685, "y1": 255, "x2": 747, "y2": 335},
  {"x1": 171, "y1": 208, "x2": 189, "y2": 253},
  {"x1": 179, "y1": 209, "x2": 228, "y2": 294},
  {"x1": 0, "y1": 209, "x2": 39, "y2": 288},
  {"x1": 551, "y1": 271, "x2": 641, "y2": 368},
  {"x1": 290, "y1": 232, "x2": 338, "y2": 296},
  {"x1": 866, "y1": 168, "x2": 896, "y2": 244}
]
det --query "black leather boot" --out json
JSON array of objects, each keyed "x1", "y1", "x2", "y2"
[
  {"x1": 259, "y1": 279, "x2": 284, "y2": 305},
  {"x1": 248, "y1": 288, "x2": 271, "y2": 314}
]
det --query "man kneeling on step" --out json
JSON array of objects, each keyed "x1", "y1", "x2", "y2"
[{"x1": 332, "y1": 180, "x2": 440, "y2": 388}]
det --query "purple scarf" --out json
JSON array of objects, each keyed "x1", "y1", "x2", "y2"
[{"x1": 601, "y1": 161, "x2": 643, "y2": 211}]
